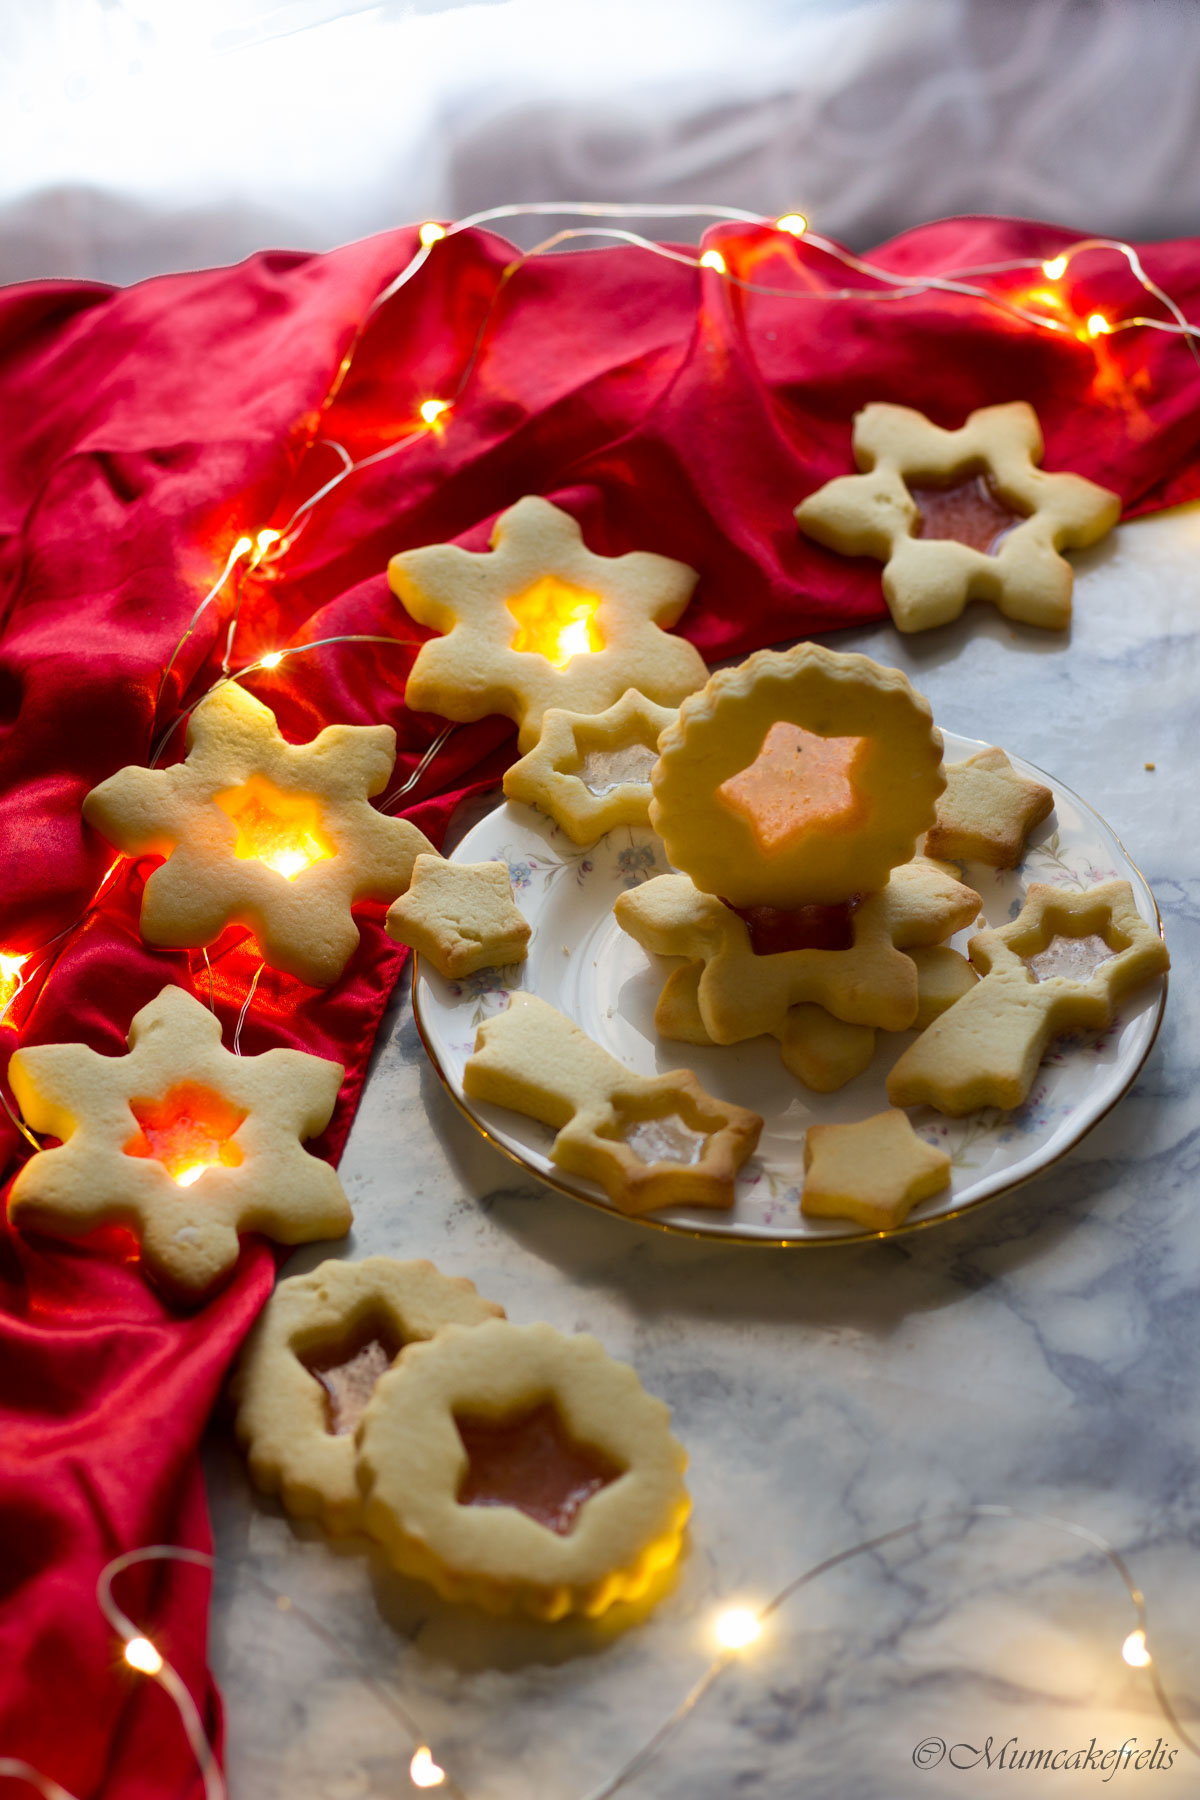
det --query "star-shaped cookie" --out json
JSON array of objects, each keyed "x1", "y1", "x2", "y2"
[
  {"x1": 924, "y1": 746, "x2": 1054, "y2": 868},
  {"x1": 795, "y1": 402, "x2": 1120, "y2": 632},
  {"x1": 388, "y1": 497, "x2": 708, "y2": 752},
  {"x1": 83, "y1": 682, "x2": 434, "y2": 987},
  {"x1": 7, "y1": 984, "x2": 349, "y2": 1298},
  {"x1": 503, "y1": 689, "x2": 677, "y2": 845},
  {"x1": 802, "y1": 1109, "x2": 951, "y2": 1231},
  {"x1": 385, "y1": 855, "x2": 531, "y2": 978},
  {"x1": 887, "y1": 880, "x2": 1168, "y2": 1115}
]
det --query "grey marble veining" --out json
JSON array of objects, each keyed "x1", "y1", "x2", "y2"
[{"x1": 205, "y1": 506, "x2": 1200, "y2": 1798}]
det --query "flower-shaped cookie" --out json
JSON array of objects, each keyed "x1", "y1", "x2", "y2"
[
  {"x1": 503, "y1": 689, "x2": 678, "y2": 845},
  {"x1": 83, "y1": 682, "x2": 434, "y2": 987},
  {"x1": 233, "y1": 1257, "x2": 505, "y2": 1534},
  {"x1": 8, "y1": 985, "x2": 348, "y2": 1297},
  {"x1": 615, "y1": 857, "x2": 981, "y2": 1044},
  {"x1": 464, "y1": 992, "x2": 761, "y2": 1214},
  {"x1": 925, "y1": 746, "x2": 1054, "y2": 869},
  {"x1": 385, "y1": 856, "x2": 531, "y2": 978},
  {"x1": 802, "y1": 1109, "x2": 951, "y2": 1231},
  {"x1": 795, "y1": 401, "x2": 1120, "y2": 633},
  {"x1": 388, "y1": 498, "x2": 707, "y2": 752},
  {"x1": 650, "y1": 644, "x2": 945, "y2": 909},
  {"x1": 357, "y1": 1319, "x2": 690, "y2": 1619},
  {"x1": 887, "y1": 880, "x2": 1168, "y2": 1115}
]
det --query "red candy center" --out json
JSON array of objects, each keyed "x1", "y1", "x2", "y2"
[
  {"x1": 725, "y1": 897, "x2": 860, "y2": 956},
  {"x1": 455, "y1": 1403, "x2": 621, "y2": 1536},
  {"x1": 909, "y1": 473, "x2": 1020, "y2": 555}
]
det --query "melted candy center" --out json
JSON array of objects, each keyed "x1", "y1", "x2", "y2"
[
  {"x1": 578, "y1": 743, "x2": 658, "y2": 796},
  {"x1": 726, "y1": 897, "x2": 859, "y2": 956},
  {"x1": 304, "y1": 1323, "x2": 402, "y2": 1436},
  {"x1": 1027, "y1": 932, "x2": 1117, "y2": 984},
  {"x1": 214, "y1": 776, "x2": 333, "y2": 881},
  {"x1": 718, "y1": 722, "x2": 867, "y2": 852},
  {"x1": 909, "y1": 473, "x2": 1020, "y2": 555},
  {"x1": 455, "y1": 1403, "x2": 621, "y2": 1535},
  {"x1": 623, "y1": 1113, "x2": 709, "y2": 1166},
  {"x1": 507, "y1": 577, "x2": 604, "y2": 668},
  {"x1": 124, "y1": 1082, "x2": 246, "y2": 1185}
]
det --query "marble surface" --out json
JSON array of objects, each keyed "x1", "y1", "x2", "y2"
[{"x1": 205, "y1": 505, "x2": 1200, "y2": 1798}]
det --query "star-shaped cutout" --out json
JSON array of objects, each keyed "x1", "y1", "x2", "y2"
[
  {"x1": 888, "y1": 879, "x2": 1169, "y2": 1114},
  {"x1": 795, "y1": 401, "x2": 1120, "y2": 632},
  {"x1": 503, "y1": 688, "x2": 678, "y2": 845},
  {"x1": 83, "y1": 682, "x2": 434, "y2": 987},
  {"x1": 8, "y1": 984, "x2": 350, "y2": 1298},
  {"x1": 924, "y1": 745, "x2": 1054, "y2": 869},
  {"x1": 388, "y1": 497, "x2": 708, "y2": 752},
  {"x1": 614, "y1": 857, "x2": 982, "y2": 1043},
  {"x1": 385, "y1": 854, "x2": 531, "y2": 978},
  {"x1": 802, "y1": 1108, "x2": 951, "y2": 1231}
]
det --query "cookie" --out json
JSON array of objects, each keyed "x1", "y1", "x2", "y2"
[
  {"x1": 463, "y1": 992, "x2": 761, "y2": 1214},
  {"x1": 802, "y1": 1109, "x2": 951, "y2": 1230},
  {"x1": 649, "y1": 643, "x2": 945, "y2": 908},
  {"x1": 887, "y1": 880, "x2": 1168, "y2": 1115},
  {"x1": 7, "y1": 985, "x2": 348, "y2": 1298},
  {"x1": 83, "y1": 681, "x2": 434, "y2": 988},
  {"x1": 907, "y1": 945, "x2": 979, "y2": 1028},
  {"x1": 795, "y1": 401, "x2": 1120, "y2": 633},
  {"x1": 655, "y1": 964, "x2": 876, "y2": 1093},
  {"x1": 357, "y1": 1319, "x2": 689, "y2": 1619},
  {"x1": 232, "y1": 1257, "x2": 505, "y2": 1535},
  {"x1": 503, "y1": 689, "x2": 677, "y2": 845},
  {"x1": 385, "y1": 855, "x2": 531, "y2": 978},
  {"x1": 388, "y1": 497, "x2": 707, "y2": 753},
  {"x1": 615, "y1": 857, "x2": 981, "y2": 1042},
  {"x1": 924, "y1": 746, "x2": 1054, "y2": 869}
]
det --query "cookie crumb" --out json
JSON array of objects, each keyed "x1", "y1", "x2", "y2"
[{"x1": 1144, "y1": 761, "x2": 1156, "y2": 771}]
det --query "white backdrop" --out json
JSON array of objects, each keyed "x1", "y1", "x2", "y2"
[{"x1": 0, "y1": 0, "x2": 1197, "y2": 285}]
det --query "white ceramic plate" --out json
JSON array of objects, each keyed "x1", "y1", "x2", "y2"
[{"x1": 412, "y1": 731, "x2": 1167, "y2": 1243}]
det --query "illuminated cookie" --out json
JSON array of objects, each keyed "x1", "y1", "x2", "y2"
[
  {"x1": 357, "y1": 1319, "x2": 689, "y2": 1619},
  {"x1": 503, "y1": 689, "x2": 677, "y2": 845},
  {"x1": 795, "y1": 401, "x2": 1120, "y2": 633},
  {"x1": 233, "y1": 1257, "x2": 504, "y2": 1535},
  {"x1": 385, "y1": 855, "x2": 531, "y2": 978},
  {"x1": 463, "y1": 992, "x2": 761, "y2": 1214},
  {"x1": 7, "y1": 985, "x2": 348, "y2": 1298},
  {"x1": 802, "y1": 1109, "x2": 951, "y2": 1231},
  {"x1": 83, "y1": 682, "x2": 434, "y2": 987},
  {"x1": 615, "y1": 858, "x2": 981, "y2": 1042},
  {"x1": 887, "y1": 880, "x2": 1168, "y2": 1115},
  {"x1": 650, "y1": 644, "x2": 945, "y2": 908},
  {"x1": 925, "y1": 746, "x2": 1054, "y2": 869},
  {"x1": 388, "y1": 498, "x2": 707, "y2": 752},
  {"x1": 908, "y1": 945, "x2": 979, "y2": 1028},
  {"x1": 655, "y1": 965, "x2": 875, "y2": 1094}
]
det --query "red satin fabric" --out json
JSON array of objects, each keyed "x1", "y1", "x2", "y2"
[{"x1": 0, "y1": 216, "x2": 1197, "y2": 1795}]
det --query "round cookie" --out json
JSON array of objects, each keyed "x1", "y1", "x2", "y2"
[
  {"x1": 649, "y1": 643, "x2": 945, "y2": 909},
  {"x1": 357, "y1": 1319, "x2": 690, "y2": 1620},
  {"x1": 233, "y1": 1257, "x2": 504, "y2": 1535}
]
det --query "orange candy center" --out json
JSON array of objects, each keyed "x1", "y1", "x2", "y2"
[
  {"x1": 718, "y1": 722, "x2": 867, "y2": 852},
  {"x1": 125, "y1": 1082, "x2": 246, "y2": 1185},
  {"x1": 214, "y1": 776, "x2": 333, "y2": 880},
  {"x1": 909, "y1": 473, "x2": 1020, "y2": 555},
  {"x1": 507, "y1": 577, "x2": 604, "y2": 668},
  {"x1": 455, "y1": 1403, "x2": 621, "y2": 1536}
]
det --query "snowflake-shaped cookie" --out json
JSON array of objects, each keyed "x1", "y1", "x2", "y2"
[
  {"x1": 795, "y1": 402, "x2": 1120, "y2": 632},
  {"x1": 503, "y1": 689, "x2": 678, "y2": 845},
  {"x1": 388, "y1": 497, "x2": 708, "y2": 752},
  {"x1": 83, "y1": 682, "x2": 434, "y2": 987},
  {"x1": 8, "y1": 985, "x2": 349, "y2": 1298},
  {"x1": 887, "y1": 880, "x2": 1168, "y2": 1115}
]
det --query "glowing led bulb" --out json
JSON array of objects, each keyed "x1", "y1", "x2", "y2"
[
  {"x1": 1122, "y1": 1628, "x2": 1152, "y2": 1668},
  {"x1": 699, "y1": 250, "x2": 727, "y2": 274},
  {"x1": 256, "y1": 528, "x2": 281, "y2": 553},
  {"x1": 410, "y1": 1746, "x2": 446, "y2": 1788},
  {"x1": 419, "y1": 222, "x2": 447, "y2": 248},
  {"x1": 713, "y1": 1605, "x2": 762, "y2": 1651},
  {"x1": 420, "y1": 398, "x2": 450, "y2": 425},
  {"x1": 1087, "y1": 313, "x2": 1111, "y2": 338},
  {"x1": 1042, "y1": 255, "x2": 1068, "y2": 281},
  {"x1": 174, "y1": 1164, "x2": 207, "y2": 1188},
  {"x1": 776, "y1": 213, "x2": 808, "y2": 236},
  {"x1": 124, "y1": 1636, "x2": 163, "y2": 1675},
  {"x1": 260, "y1": 651, "x2": 284, "y2": 670},
  {"x1": 0, "y1": 951, "x2": 28, "y2": 1014},
  {"x1": 233, "y1": 535, "x2": 253, "y2": 557}
]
